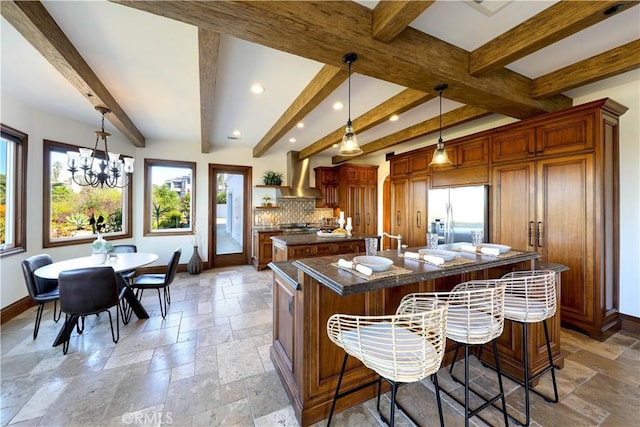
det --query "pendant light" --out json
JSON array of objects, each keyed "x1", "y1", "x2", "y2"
[
  {"x1": 337, "y1": 52, "x2": 362, "y2": 156},
  {"x1": 429, "y1": 83, "x2": 453, "y2": 166}
]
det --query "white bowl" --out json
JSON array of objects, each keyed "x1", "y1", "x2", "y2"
[{"x1": 352, "y1": 256, "x2": 393, "y2": 272}]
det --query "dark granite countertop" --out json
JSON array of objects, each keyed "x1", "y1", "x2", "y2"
[
  {"x1": 267, "y1": 261, "x2": 300, "y2": 290},
  {"x1": 271, "y1": 233, "x2": 379, "y2": 246},
  {"x1": 292, "y1": 248, "x2": 542, "y2": 296}
]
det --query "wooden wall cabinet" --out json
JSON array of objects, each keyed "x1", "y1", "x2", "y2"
[
  {"x1": 338, "y1": 165, "x2": 378, "y2": 235},
  {"x1": 491, "y1": 99, "x2": 625, "y2": 340},
  {"x1": 314, "y1": 167, "x2": 339, "y2": 208},
  {"x1": 390, "y1": 176, "x2": 429, "y2": 248}
]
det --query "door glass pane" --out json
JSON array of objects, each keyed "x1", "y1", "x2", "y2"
[{"x1": 216, "y1": 172, "x2": 244, "y2": 255}]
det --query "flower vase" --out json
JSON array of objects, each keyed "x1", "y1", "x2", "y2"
[
  {"x1": 91, "y1": 234, "x2": 108, "y2": 264},
  {"x1": 187, "y1": 246, "x2": 203, "y2": 275}
]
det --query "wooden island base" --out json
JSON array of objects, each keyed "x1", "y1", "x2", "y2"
[{"x1": 269, "y1": 250, "x2": 565, "y2": 426}]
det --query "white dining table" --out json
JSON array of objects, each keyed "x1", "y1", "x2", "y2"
[
  {"x1": 34, "y1": 252, "x2": 158, "y2": 280},
  {"x1": 34, "y1": 252, "x2": 159, "y2": 347}
]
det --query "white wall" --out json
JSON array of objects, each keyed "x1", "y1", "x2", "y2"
[{"x1": 1, "y1": 71, "x2": 638, "y2": 317}]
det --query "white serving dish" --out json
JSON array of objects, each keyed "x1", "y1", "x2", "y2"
[
  {"x1": 418, "y1": 248, "x2": 458, "y2": 261},
  {"x1": 317, "y1": 231, "x2": 347, "y2": 238},
  {"x1": 479, "y1": 243, "x2": 511, "y2": 253},
  {"x1": 352, "y1": 256, "x2": 393, "y2": 272}
]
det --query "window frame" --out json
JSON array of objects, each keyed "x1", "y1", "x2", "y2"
[
  {"x1": 143, "y1": 158, "x2": 196, "y2": 237},
  {"x1": 0, "y1": 124, "x2": 27, "y2": 257},
  {"x1": 43, "y1": 139, "x2": 133, "y2": 248}
]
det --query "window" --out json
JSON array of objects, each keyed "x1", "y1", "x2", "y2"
[
  {"x1": 144, "y1": 159, "x2": 195, "y2": 236},
  {"x1": 44, "y1": 140, "x2": 132, "y2": 247},
  {"x1": 0, "y1": 124, "x2": 27, "y2": 257}
]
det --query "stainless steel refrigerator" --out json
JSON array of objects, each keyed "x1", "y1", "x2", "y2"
[{"x1": 427, "y1": 185, "x2": 489, "y2": 244}]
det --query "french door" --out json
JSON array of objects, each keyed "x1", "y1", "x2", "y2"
[{"x1": 208, "y1": 164, "x2": 252, "y2": 268}]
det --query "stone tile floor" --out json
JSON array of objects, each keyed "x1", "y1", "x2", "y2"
[{"x1": 1, "y1": 266, "x2": 638, "y2": 426}]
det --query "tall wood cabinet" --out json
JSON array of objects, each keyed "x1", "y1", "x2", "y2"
[
  {"x1": 389, "y1": 98, "x2": 626, "y2": 341},
  {"x1": 492, "y1": 99, "x2": 626, "y2": 340},
  {"x1": 315, "y1": 164, "x2": 378, "y2": 235}
]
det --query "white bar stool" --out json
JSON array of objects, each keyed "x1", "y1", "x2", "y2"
[
  {"x1": 500, "y1": 270, "x2": 559, "y2": 426},
  {"x1": 398, "y1": 281, "x2": 509, "y2": 427},
  {"x1": 326, "y1": 301, "x2": 448, "y2": 426}
]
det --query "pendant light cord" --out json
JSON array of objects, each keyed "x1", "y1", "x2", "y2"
[
  {"x1": 438, "y1": 87, "x2": 443, "y2": 143},
  {"x1": 347, "y1": 60, "x2": 352, "y2": 124}
]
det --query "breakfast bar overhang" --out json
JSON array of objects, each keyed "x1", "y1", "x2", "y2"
[{"x1": 268, "y1": 249, "x2": 566, "y2": 426}]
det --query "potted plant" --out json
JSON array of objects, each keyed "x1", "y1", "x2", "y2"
[{"x1": 262, "y1": 170, "x2": 283, "y2": 186}]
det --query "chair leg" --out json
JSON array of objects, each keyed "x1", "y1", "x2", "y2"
[
  {"x1": 328, "y1": 352, "x2": 349, "y2": 427},
  {"x1": 62, "y1": 314, "x2": 79, "y2": 355},
  {"x1": 33, "y1": 303, "x2": 45, "y2": 340},
  {"x1": 157, "y1": 288, "x2": 167, "y2": 318},
  {"x1": 542, "y1": 320, "x2": 559, "y2": 403},
  {"x1": 464, "y1": 344, "x2": 470, "y2": 427},
  {"x1": 53, "y1": 300, "x2": 61, "y2": 323},
  {"x1": 449, "y1": 341, "x2": 462, "y2": 377},
  {"x1": 106, "y1": 308, "x2": 120, "y2": 343},
  {"x1": 492, "y1": 340, "x2": 509, "y2": 427},
  {"x1": 389, "y1": 381, "x2": 398, "y2": 426},
  {"x1": 432, "y1": 373, "x2": 445, "y2": 427}
]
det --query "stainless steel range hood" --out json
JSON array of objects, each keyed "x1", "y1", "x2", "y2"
[{"x1": 277, "y1": 151, "x2": 322, "y2": 199}]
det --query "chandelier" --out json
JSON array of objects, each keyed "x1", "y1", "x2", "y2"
[
  {"x1": 337, "y1": 52, "x2": 363, "y2": 156},
  {"x1": 67, "y1": 106, "x2": 134, "y2": 188}
]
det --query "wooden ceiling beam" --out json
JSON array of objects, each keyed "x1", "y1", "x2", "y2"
[
  {"x1": 198, "y1": 29, "x2": 220, "y2": 154},
  {"x1": 112, "y1": 0, "x2": 571, "y2": 120},
  {"x1": 253, "y1": 65, "x2": 347, "y2": 158},
  {"x1": 299, "y1": 88, "x2": 433, "y2": 159},
  {"x1": 372, "y1": 0, "x2": 434, "y2": 42},
  {"x1": 331, "y1": 105, "x2": 491, "y2": 164},
  {"x1": 470, "y1": 0, "x2": 640, "y2": 76},
  {"x1": 2, "y1": 1, "x2": 145, "y2": 147},
  {"x1": 531, "y1": 39, "x2": 640, "y2": 99}
]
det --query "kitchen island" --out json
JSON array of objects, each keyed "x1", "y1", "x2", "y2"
[
  {"x1": 271, "y1": 233, "x2": 379, "y2": 262},
  {"x1": 268, "y1": 249, "x2": 564, "y2": 426}
]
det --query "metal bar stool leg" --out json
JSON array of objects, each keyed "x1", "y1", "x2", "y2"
[{"x1": 327, "y1": 353, "x2": 349, "y2": 427}]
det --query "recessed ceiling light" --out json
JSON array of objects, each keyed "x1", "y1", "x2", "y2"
[
  {"x1": 251, "y1": 83, "x2": 265, "y2": 94},
  {"x1": 232, "y1": 130, "x2": 242, "y2": 137},
  {"x1": 333, "y1": 102, "x2": 344, "y2": 110},
  {"x1": 289, "y1": 138, "x2": 296, "y2": 143},
  {"x1": 389, "y1": 114, "x2": 399, "y2": 122},
  {"x1": 296, "y1": 122, "x2": 304, "y2": 128}
]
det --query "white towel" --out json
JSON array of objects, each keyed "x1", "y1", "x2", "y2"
[
  {"x1": 337, "y1": 258, "x2": 373, "y2": 276},
  {"x1": 460, "y1": 244, "x2": 501, "y2": 256},
  {"x1": 404, "y1": 252, "x2": 445, "y2": 265}
]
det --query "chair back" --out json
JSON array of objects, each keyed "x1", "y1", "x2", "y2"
[
  {"x1": 21, "y1": 254, "x2": 58, "y2": 298},
  {"x1": 111, "y1": 244, "x2": 137, "y2": 254},
  {"x1": 58, "y1": 267, "x2": 119, "y2": 315},
  {"x1": 164, "y1": 248, "x2": 182, "y2": 285},
  {"x1": 327, "y1": 301, "x2": 447, "y2": 383},
  {"x1": 500, "y1": 270, "x2": 557, "y2": 323},
  {"x1": 446, "y1": 280, "x2": 507, "y2": 345}
]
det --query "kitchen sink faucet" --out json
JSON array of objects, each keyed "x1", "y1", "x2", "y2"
[{"x1": 382, "y1": 232, "x2": 403, "y2": 254}]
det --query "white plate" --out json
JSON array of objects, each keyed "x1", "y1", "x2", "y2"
[
  {"x1": 352, "y1": 256, "x2": 393, "y2": 272},
  {"x1": 480, "y1": 243, "x2": 511, "y2": 253},
  {"x1": 418, "y1": 248, "x2": 458, "y2": 261}
]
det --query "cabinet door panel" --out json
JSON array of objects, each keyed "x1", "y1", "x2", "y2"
[
  {"x1": 538, "y1": 155, "x2": 594, "y2": 323},
  {"x1": 409, "y1": 176, "x2": 428, "y2": 247},
  {"x1": 491, "y1": 128, "x2": 536, "y2": 163},
  {"x1": 491, "y1": 163, "x2": 535, "y2": 251},
  {"x1": 536, "y1": 113, "x2": 594, "y2": 155},
  {"x1": 390, "y1": 179, "x2": 408, "y2": 245}
]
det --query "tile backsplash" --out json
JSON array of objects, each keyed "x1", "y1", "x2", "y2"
[{"x1": 253, "y1": 199, "x2": 333, "y2": 226}]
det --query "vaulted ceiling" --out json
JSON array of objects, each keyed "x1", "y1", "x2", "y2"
[{"x1": 2, "y1": 0, "x2": 639, "y2": 164}]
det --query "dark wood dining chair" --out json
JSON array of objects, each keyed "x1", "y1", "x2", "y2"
[
  {"x1": 130, "y1": 248, "x2": 181, "y2": 318},
  {"x1": 21, "y1": 254, "x2": 61, "y2": 339},
  {"x1": 58, "y1": 267, "x2": 126, "y2": 354}
]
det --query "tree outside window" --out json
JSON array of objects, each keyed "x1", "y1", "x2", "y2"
[
  {"x1": 44, "y1": 140, "x2": 132, "y2": 247},
  {"x1": 144, "y1": 159, "x2": 195, "y2": 236}
]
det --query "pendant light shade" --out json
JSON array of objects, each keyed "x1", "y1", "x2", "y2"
[
  {"x1": 430, "y1": 83, "x2": 453, "y2": 166},
  {"x1": 337, "y1": 52, "x2": 363, "y2": 156}
]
